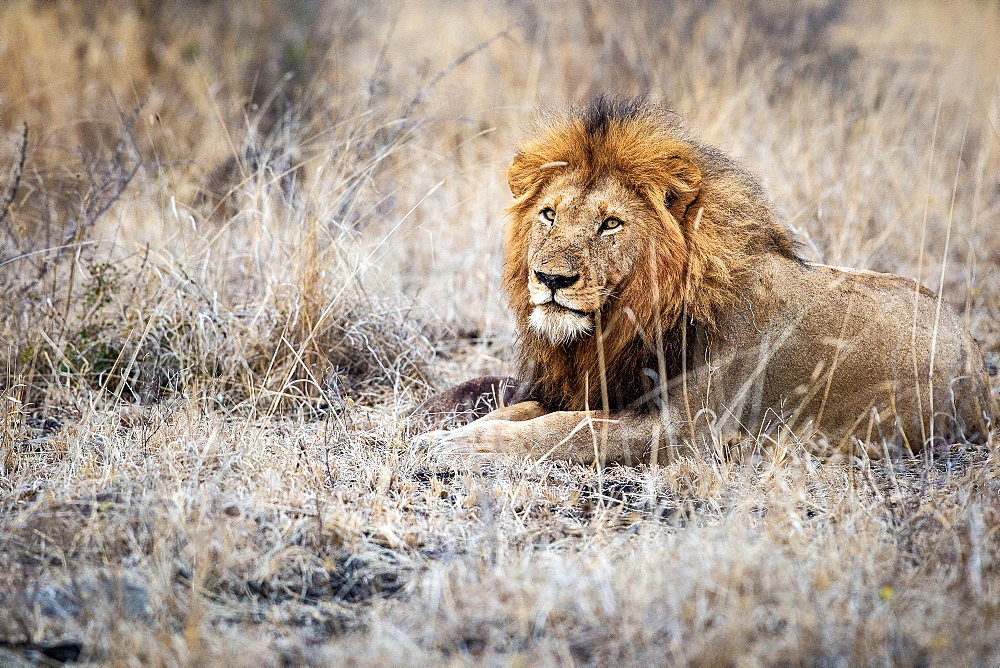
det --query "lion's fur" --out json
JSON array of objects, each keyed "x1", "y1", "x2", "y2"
[
  {"x1": 417, "y1": 97, "x2": 995, "y2": 461},
  {"x1": 503, "y1": 97, "x2": 799, "y2": 411}
]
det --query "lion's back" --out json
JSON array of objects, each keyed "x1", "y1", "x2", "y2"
[{"x1": 733, "y1": 257, "x2": 996, "y2": 450}]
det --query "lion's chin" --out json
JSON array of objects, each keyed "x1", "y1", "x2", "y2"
[{"x1": 529, "y1": 304, "x2": 594, "y2": 345}]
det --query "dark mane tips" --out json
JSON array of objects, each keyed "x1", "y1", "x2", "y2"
[{"x1": 579, "y1": 95, "x2": 649, "y2": 137}]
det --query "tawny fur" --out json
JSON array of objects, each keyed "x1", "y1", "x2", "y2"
[
  {"x1": 415, "y1": 97, "x2": 997, "y2": 464},
  {"x1": 503, "y1": 98, "x2": 798, "y2": 412}
]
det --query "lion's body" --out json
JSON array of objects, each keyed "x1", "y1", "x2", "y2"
[
  {"x1": 416, "y1": 98, "x2": 996, "y2": 464},
  {"x1": 679, "y1": 254, "x2": 993, "y2": 453}
]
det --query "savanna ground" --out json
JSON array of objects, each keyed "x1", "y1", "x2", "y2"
[{"x1": 1, "y1": 0, "x2": 999, "y2": 664}]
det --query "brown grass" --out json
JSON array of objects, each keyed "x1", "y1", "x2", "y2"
[{"x1": 1, "y1": 0, "x2": 999, "y2": 663}]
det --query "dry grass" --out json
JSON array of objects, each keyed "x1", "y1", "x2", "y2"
[{"x1": 1, "y1": 0, "x2": 999, "y2": 663}]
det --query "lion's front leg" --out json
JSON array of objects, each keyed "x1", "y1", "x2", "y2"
[
  {"x1": 415, "y1": 410, "x2": 664, "y2": 466},
  {"x1": 415, "y1": 418, "x2": 531, "y2": 457},
  {"x1": 479, "y1": 400, "x2": 549, "y2": 422}
]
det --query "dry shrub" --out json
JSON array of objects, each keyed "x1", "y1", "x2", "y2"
[{"x1": 4, "y1": 199, "x2": 436, "y2": 415}]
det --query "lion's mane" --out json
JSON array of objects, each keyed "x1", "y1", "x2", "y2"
[{"x1": 502, "y1": 97, "x2": 800, "y2": 412}]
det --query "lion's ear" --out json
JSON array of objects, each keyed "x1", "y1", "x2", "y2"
[
  {"x1": 508, "y1": 154, "x2": 532, "y2": 197},
  {"x1": 663, "y1": 156, "x2": 702, "y2": 221}
]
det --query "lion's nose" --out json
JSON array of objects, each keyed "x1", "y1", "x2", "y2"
[{"x1": 535, "y1": 271, "x2": 579, "y2": 291}]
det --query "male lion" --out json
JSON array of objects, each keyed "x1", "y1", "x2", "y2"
[{"x1": 416, "y1": 97, "x2": 996, "y2": 465}]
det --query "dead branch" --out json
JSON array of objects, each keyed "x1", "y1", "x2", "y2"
[
  {"x1": 401, "y1": 29, "x2": 510, "y2": 121},
  {"x1": 18, "y1": 103, "x2": 145, "y2": 295},
  {"x1": 0, "y1": 122, "x2": 29, "y2": 232}
]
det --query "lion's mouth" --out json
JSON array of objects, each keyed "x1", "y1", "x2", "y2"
[
  {"x1": 529, "y1": 302, "x2": 595, "y2": 344},
  {"x1": 550, "y1": 302, "x2": 592, "y2": 318},
  {"x1": 534, "y1": 295, "x2": 593, "y2": 318}
]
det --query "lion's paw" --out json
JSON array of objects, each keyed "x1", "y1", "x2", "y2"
[
  {"x1": 410, "y1": 421, "x2": 509, "y2": 458},
  {"x1": 409, "y1": 429, "x2": 460, "y2": 453}
]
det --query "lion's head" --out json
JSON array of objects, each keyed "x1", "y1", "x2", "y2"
[
  {"x1": 517, "y1": 166, "x2": 688, "y2": 346},
  {"x1": 502, "y1": 97, "x2": 799, "y2": 411}
]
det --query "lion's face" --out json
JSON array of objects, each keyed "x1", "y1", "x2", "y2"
[
  {"x1": 522, "y1": 172, "x2": 663, "y2": 345},
  {"x1": 500, "y1": 99, "x2": 803, "y2": 411}
]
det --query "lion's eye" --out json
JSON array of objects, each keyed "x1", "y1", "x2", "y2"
[
  {"x1": 599, "y1": 217, "x2": 623, "y2": 234},
  {"x1": 540, "y1": 207, "x2": 556, "y2": 222}
]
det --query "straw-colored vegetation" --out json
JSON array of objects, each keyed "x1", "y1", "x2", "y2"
[{"x1": 1, "y1": 0, "x2": 998, "y2": 663}]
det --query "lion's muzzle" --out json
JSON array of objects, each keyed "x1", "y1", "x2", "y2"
[
  {"x1": 528, "y1": 267, "x2": 586, "y2": 307},
  {"x1": 526, "y1": 261, "x2": 601, "y2": 344}
]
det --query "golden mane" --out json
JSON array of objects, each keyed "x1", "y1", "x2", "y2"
[{"x1": 502, "y1": 97, "x2": 799, "y2": 412}]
